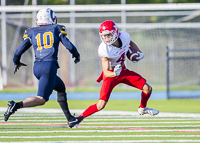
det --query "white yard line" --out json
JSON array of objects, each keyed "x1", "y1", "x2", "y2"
[
  {"x1": 84, "y1": 118, "x2": 200, "y2": 121},
  {"x1": 76, "y1": 121, "x2": 200, "y2": 124},
  {"x1": 1, "y1": 120, "x2": 200, "y2": 124},
  {"x1": 0, "y1": 123, "x2": 200, "y2": 128},
  {"x1": 0, "y1": 135, "x2": 200, "y2": 138},
  {"x1": 74, "y1": 115, "x2": 200, "y2": 119},
  {"x1": 0, "y1": 129, "x2": 200, "y2": 133},
  {"x1": 1, "y1": 140, "x2": 200, "y2": 143},
  {"x1": 1, "y1": 107, "x2": 200, "y2": 118},
  {"x1": 2, "y1": 118, "x2": 200, "y2": 121},
  {"x1": 1, "y1": 107, "x2": 200, "y2": 143},
  {"x1": 78, "y1": 125, "x2": 200, "y2": 128}
]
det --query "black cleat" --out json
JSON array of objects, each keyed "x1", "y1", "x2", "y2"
[
  {"x1": 68, "y1": 116, "x2": 84, "y2": 128},
  {"x1": 4, "y1": 100, "x2": 17, "y2": 122}
]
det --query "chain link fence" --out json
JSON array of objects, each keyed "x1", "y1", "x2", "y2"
[{"x1": 0, "y1": 5, "x2": 200, "y2": 98}]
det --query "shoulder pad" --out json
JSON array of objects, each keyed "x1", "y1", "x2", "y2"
[
  {"x1": 23, "y1": 29, "x2": 28, "y2": 39},
  {"x1": 57, "y1": 25, "x2": 67, "y2": 35},
  {"x1": 23, "y1": 28, "x2": 30, "y2": 39},
  {"x1": 61, "y1": 26, "x2": 67, "y2": 35}
]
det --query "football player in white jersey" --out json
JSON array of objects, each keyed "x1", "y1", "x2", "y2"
[{"x1": 73, "y1": 20, "x2": 159, "y2": 128}]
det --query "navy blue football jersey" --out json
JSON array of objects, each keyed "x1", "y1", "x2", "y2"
[{"x1": 13, "y1": 24, "x2": 79, "y2": 67}]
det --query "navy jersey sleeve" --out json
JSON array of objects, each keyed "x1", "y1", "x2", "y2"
[
  {"x1": 58, "y1": 25, "x2": 80, "y2": 58},
  {"x1": 60, "y1": 35, "x2": 80, "y2": 58},
  {"x1": 13, "y1": 29, "x2": 32, "y2": 65}
]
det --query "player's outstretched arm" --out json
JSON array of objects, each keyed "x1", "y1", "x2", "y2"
[
  {"x1": 14, "y1": 62, "x2": 27, "y2": 74},
  {"x1": 13, "y1": 39, "x2": 31, "y2": 74},
  {"x1": 129, "y1": 40, "x2": 142, "y2": 52},
  {"x1": 72, "y1": 54, "x2": 80, "y2": 64},
  {"x1": 60, "y1": 35, "x2": 80, "y2": 64}
]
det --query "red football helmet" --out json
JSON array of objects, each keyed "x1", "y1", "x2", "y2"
[{"x1": 99, "y1": 20, "x2": 119, "y2": 45}]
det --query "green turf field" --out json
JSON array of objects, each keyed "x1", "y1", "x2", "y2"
[
  {"x1": 0, "y1": 99, "x2": 200, "y2": 142},
  {"x1": 1, "y1": 99, "x2": 200, "y2": 113}
]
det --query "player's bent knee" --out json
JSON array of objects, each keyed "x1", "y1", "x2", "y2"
[
  {"x1": 36, "y1": 96, "x2": 46, "y2": 105},
  {"x1": 97, "y1": 105, "x2": 105, "y2": 111},
  {"x1": 143, "y1": 83, "x2": 152, "y2": 94},
  {"x1": 57, "y1": 92, "x2": 67, "y2": 102},
  {"x1": 97, "y1": 100, "x2": 107, "y2": 110},
  {"x1": 145, "y1": 86, "x2": 152, "y2": 94},
  {"x1": 147, "y1": 86, "x2": 152, "y2": 94}
]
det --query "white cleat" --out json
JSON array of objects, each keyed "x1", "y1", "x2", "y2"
[
  {"x1": 74, "y1": 124, "x2": 79, "y2": 128},
  {"x1": 138, "y1": 107, "x2": 159, "y2": 116}
]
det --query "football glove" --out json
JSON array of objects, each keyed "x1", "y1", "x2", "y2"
[
  {"x1": 72, "y1": 55, "x2": 80, "y2": 64},
  {"x1": 113, "y1": 64, "x2": 122, "y2": 76},
  {"x1": 14, "y1": 62, "x2": 27, "y2": 74}
]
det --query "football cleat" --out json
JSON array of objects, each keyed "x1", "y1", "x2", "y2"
[
  {"x1": 4, "y1": 100, "x2": 18, "y2": 121},
  {"x1": 138, "y1": 107, "x2": 159, "y2": 116},
  {"x1": 68, "y1": 116, "x2": 84, "y2": 128}
]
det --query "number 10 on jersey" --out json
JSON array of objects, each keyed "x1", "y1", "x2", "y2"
[{"x1": 36, "y1": 32, "x2": 54, "y2": 50}]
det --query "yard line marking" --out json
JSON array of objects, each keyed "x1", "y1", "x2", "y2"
[
  {"x1": 2, "y1": 119, "x2": 200, "y2": 124},
  {"x1": 0, "y1": 135, "x2": 200, "y2": 138},
  {"x1": 2, "y1": 120, "x2": 199, "y2": 124},
  {"x1": 84, "y1": 118, "x2": 200, "y2": 121},
  {"x1": 88, "y1": 116, "x2": 200, "y2": 118},
  {"x1": 78, "y1": 125, "x2": 200, "y2": 128},
  {"x1": 0, "y1": 127, "x2": 68, "y2": 129},
  {"x1": 78, "y1": 121, "x2": 200, "y2": 124},
  {"x1": 1, "y1": 125, "x2": 200, "y2": 130},
  {"x1": 1, "y1": 140, "x2": 200, "y2": 143},
  {"x1": 1, "y1": 122, "x2": 200, "y2": 128},
  {"x1": 0, "y1": 119, "x2": 68, "y2": 122},
  {"x1": 1, "y1": 129, "x2": 200, "y2": 133},
  {"x1": 0, "y1": 122, "x2": 67, "y2": 126},
  {"x1": 0, "y1": 120, "x2": 200, "y2": 125},
  {"x1": 0, "y1": 113, "x2": 65, "y2": 116},
  {"x1": 1, "y1": 107, "x2": 200, "y2": 117},
  {"x1": 3, "y1": 118, "x2": 200, "y2": 121},
  {"x1": 77, "y1": 118, "x2": 200, "y2": 121}
]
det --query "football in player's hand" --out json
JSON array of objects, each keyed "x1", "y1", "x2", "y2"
[
  {"x1": 126, "y1": 45, "x2": 144, "y2": 62},
  {"x1": 126, "y1": 45, "x2": 140, "y2": 62}
]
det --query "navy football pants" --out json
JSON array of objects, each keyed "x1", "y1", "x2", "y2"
[{"x1": 33, "y1": 61, "x2": 65, "y2": 101}]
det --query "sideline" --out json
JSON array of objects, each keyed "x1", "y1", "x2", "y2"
[
  {"x1": 1, "y1": 135, "x2": 200, "y2": 138},
  {"x1": 0, "y1": 91, "x2": 200, "y2": 100},
  {"x1": 1, "y1": 140, "x2": 200, "y2": 143},
  {"x1": 1, "y1": 107, "x2": 200, "y2": 118}
]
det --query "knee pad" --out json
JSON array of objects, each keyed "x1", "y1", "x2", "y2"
[{"x1": 57, "y1": 92, "x2": 67, "y2": 102}]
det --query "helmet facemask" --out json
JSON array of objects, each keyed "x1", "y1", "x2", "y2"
[
  {"x1": 99, "y1": 20, "x2": 119, "y2": 45},
  {"x1": 100, "y1": 30, "x2": 118, "y2": 45}
]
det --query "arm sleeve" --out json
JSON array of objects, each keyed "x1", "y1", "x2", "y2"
[
  {"x1": 60, "y1": 34, "x2": 80, "y2": 58},
  {"x1": 13, "y1": 38, "x2": 32, "y2": 65}
]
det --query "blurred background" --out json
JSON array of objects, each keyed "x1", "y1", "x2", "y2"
[{"x1": 0, "y1": 0, "x2": 200, "y2": 99}]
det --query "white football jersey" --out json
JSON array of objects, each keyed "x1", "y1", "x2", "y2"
[{"x1": 98, "y1": 31, "x2": 131, "y2": 67}]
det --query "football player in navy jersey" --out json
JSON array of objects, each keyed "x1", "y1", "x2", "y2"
[{"x1": 4, "y1": 8, "x2": 81, "y2": 128}]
